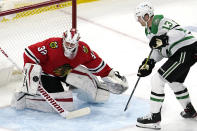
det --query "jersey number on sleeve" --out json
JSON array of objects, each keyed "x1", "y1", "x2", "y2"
[
  {"x1": 162, "y1": 21, "x2": 173, "y2": 30},
  {"x1": 162, "y1": 21, "x2": 187, "y2": 33},
  {"x1": 38, "y1": 46, "x2": 47, "y2": 55}
]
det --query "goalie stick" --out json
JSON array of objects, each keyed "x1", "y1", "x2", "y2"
[
  {"x1": 124, "y1": 49, "x2": 153, "y2": 111},
  {"x1": 0, "y1": 47, "x2": 22, "y2": 74},
  {"x1": 0, "y1": 46, "x2": 91, "y2": 119},
  {"x1": 38, "y1": 83, "x2": 91, "y2": 119}
]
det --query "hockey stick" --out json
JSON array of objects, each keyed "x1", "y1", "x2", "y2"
[
  {"x1": 0, "y1": 47, "x2": 22, "y2": 74},
  {"x1": 124, "y1": 49, "x2": 153, "y2": 111},
  {"x1": 38, "y1": 84, "x2": 91, "y2": 119}
]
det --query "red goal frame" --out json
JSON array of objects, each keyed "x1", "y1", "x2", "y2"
[{"x1": 0, "y1": 0, "x2": 77, "y2": 29}]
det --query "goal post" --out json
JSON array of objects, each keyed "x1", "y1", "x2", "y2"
[{"x1": 0, "y1": 0, "x2": 77, "y2": 86}]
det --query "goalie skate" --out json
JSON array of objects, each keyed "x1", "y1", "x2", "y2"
[{"x1": 136, "y1": 112, "x2": 161, "y2": 130}]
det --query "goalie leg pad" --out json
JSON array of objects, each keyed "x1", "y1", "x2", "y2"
[
  {"x1": 11, "y1": 91, "x2": 74, "y2": 112},
  {"x1": 95, "y1": 88, "x2": 110, "y2": 103},
  {"x1": 21, "y1": 63, "x2": 42, "y2": 95},
  {"x1": 74, "y1": 87, "x2": 110, "y2": 103},
  {"x1": 67, "y1": 66, "x2": 110, "y2": 103},
  {"x1": 11, "y1": 92, "x2": 26, "y2": 110}
]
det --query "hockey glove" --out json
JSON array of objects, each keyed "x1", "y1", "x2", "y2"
[
  {"x1": 102, "y1": 70, "x2": 128, "y2": 94},
  {"x1": 137, "y1": 58, "x2": 156, "y2": 77},
  {"x1": 149, "y1": 34, "x2": 169, "y2": 49}
]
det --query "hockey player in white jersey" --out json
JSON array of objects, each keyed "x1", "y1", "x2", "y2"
[{"x1": 135, "y1": 1, "x2": 197, "y2": 130}]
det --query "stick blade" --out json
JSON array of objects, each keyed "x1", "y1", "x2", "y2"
[{"x1": 66, "y1": 107, "x2": 91, "y2": 119}]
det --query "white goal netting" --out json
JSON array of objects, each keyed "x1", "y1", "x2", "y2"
[{"x1": 0, "y1": 0, "x2": 74, "y2": 86}]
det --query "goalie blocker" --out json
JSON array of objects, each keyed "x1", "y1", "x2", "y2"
[{"x1": 11, "y1": 63, "x2": 128, "y2": 117}]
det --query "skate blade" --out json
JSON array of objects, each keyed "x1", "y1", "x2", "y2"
[{"x1": 136, "y1": 122, "x2": 161, "y2": 130}]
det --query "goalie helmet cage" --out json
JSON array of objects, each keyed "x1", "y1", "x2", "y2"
[{"x1": 0, "y1": 0, "x2": 77, "y2": 86}]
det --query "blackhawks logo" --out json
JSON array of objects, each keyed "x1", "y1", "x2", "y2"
[
  {"x1": 53, "y1": 64, "x2": 72, "y2": 77},
  {"x1": 83, "y1": 45, "x2": 88, "y2": 53},
  {"x1": 49, "y1": 42, "x2": 58, "y2": 49}
]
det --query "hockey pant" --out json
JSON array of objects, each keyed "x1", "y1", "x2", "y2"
[{"x1": 150, "y1": 46, "x2": 197, "y2": 113}]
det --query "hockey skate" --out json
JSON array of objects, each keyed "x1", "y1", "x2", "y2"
[
  {"x1": 136, "y1": 112, "x2": 161, "y2": 130},
  {"x1": 180, "y1": 103, "x2": 197, "y2": 120}
]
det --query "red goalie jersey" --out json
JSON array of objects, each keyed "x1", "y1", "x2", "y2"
[{"x1": 23, "y1": 37, "x2": 111, "y2": 77}]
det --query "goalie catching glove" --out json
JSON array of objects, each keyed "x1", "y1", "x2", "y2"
[
  {"x1": 102, "y1": 70, "x2": 128, "y2": 94},
  {"x1": 137, "y1": 58, "x2": 156, "y2": 77},
  {"x1": 149, "y1": 34, "x2": 169, "y2": 49}
]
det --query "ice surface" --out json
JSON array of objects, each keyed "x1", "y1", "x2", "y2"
[
  {"x1": 1, "y1": 0, "x2": 197, "y2": 131},
  {"x1": 0, "y1": 94, "x2": 149, "y2": 131}
]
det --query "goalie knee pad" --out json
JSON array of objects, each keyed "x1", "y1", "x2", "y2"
[{"x1": 20, "y1": 63, "x2": 42, "y2": 95}]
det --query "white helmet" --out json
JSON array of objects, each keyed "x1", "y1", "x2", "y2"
[
  {"x1": 135, "y1": 1, "x2": 154, "y2": 21},
  {"x1": 62, "y1": 28, "x2": 80, "y2": 59}
]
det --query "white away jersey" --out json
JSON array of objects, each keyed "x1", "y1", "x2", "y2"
[{"x1": 145, "y1": 15, "x2": 197, "y2": 62}]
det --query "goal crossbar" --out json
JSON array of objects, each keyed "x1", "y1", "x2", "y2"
[{"x1": 0, "y1": 0, "x2": 77, "y2": 29}]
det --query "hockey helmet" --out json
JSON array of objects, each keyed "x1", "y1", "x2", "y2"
[
  {"x1": 135, "y1": 1, "x2": 154, "y2": 21},
  {"x1": 62, "y1": 28, "x2": 80, "y2": 59}
]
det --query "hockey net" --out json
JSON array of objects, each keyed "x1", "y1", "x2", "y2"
[{"x1": 0, "y1": 0, "x2": 76, "y2": 86}]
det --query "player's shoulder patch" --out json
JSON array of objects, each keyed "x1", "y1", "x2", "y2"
[
  {"x1": 79, "y1": 41, "x2": 89, "y2": 54},
  {"x1": 49, "y1": 41, "x2": 58, "y2": 49},
  {"x1": 151, "y1": 15, "x2": 164, "y2": 34},
  {"x1": 82, "y1": 45, "x2": 89, "y2": 53}
]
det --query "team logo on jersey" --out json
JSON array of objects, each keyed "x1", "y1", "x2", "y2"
[
  {"x1": 49, "y1": 42, "x2": 58, "y2": 49},
  {"x1": 83, "y1": 46, "x2": 88, "y2": 53},
  {"x1": 53, "y1": 64, "x2": 72, "y2": 77}
]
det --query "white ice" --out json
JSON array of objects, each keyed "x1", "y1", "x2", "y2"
[{"x1": 0, "y1": 0, "x2": 197, "y2": 131}]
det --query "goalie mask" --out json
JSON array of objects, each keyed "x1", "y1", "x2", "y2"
[
  {"x1": 135, "y1": 1, "x2": 154, "y2": 22},
  {"x1": 62, "y1": 29, "x2": 80, "y2": 59}
]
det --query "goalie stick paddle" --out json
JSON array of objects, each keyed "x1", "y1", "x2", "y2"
[
  {"x1": 38, "y1": 84, "x2": 91, "y2": 119},
  {"x1": 124, "y1": 49, "x2": 153, "y2": 112}
]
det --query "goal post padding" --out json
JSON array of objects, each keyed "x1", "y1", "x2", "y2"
[{"x1": 0, "y1": 0, "x2": 76, "y2": 85}]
